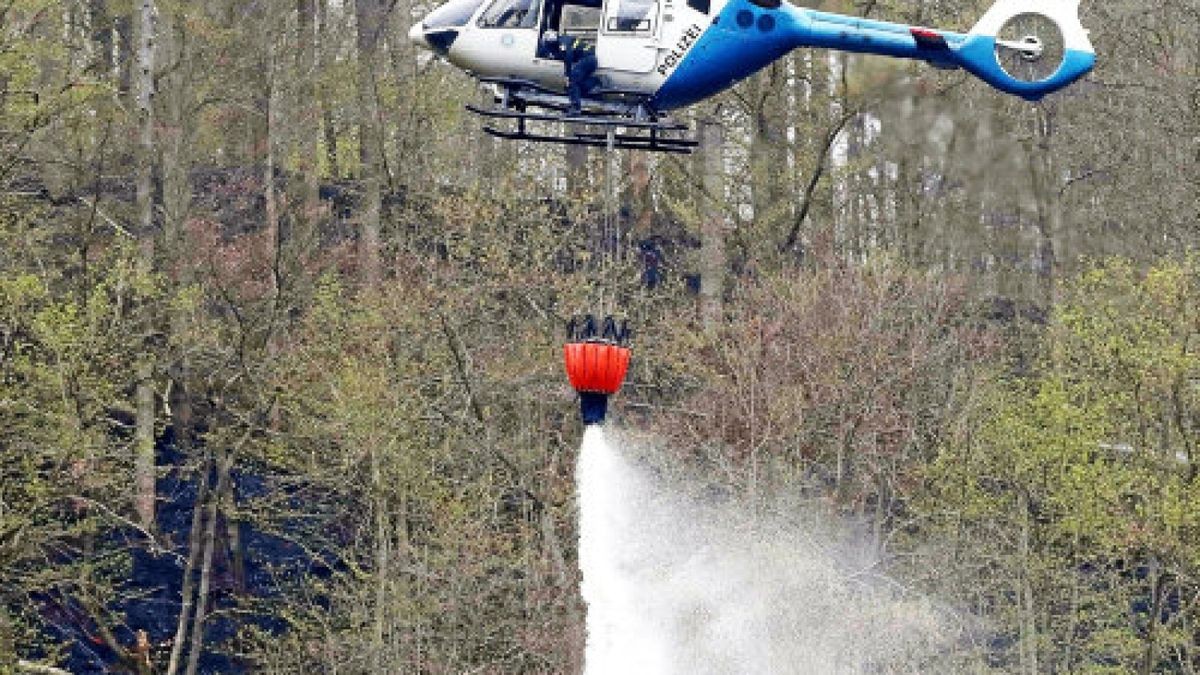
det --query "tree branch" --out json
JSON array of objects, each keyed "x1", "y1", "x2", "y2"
[
  {"x1": 16, "y1": 660, "x2": 73, "y2": 675},
  {"x1": 780, "y1": 110, "x2": 856, "y2": 253}
]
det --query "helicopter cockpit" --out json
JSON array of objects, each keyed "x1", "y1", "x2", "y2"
[{"x1": 411, "y1": 0, "x2": 486, "y2": 54}]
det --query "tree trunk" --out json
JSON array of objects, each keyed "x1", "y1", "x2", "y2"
[
  {"x1": 0, "y1": 608, "x2": 13, "y2": 669},
  {"x1": 1062, "y1": 528, "x2": 1082, "y2": 673},
  {"x1": 15, "y1": 661, "x2": 74, "y2": 675},
  {"x1": 88, "y1": 0, "x2": 114, "y2": 80},
  {"x1": 355, "y1": 0, "x2": 385, "y2": 287},
  {"x1": 1141, "y1": 558, "x2": 1165, "y2": 675},
  {"x1": 1027, "y1": 105, "x2": 1064, "y2": 309},
  {"x1": 371, "y1": 445, "x2": 390, "y2": 670},
  {"x1": 159, "y1": 2, "x2": 193, "y2": 464},
  {"x1": 115, "y1": 7, "x2": 132, "y2": 97},
  {"x1": 165, "y1": 455, "x2": 212, "y2": 675},
  {"x1": 1017, "y1": 490, "x2": 1039, "y2": 675},
  {"x1": 319, "y1": 0, "x2": 340, "y2": 179},
  {"x1": 698, "y1": 116, "x2": 726, "y2": 333},
  {"x1": 184, "y1": 445, "x2": 233, "y2": 675},
  {"x1": 221, "y1": 458, "x2": 246, "y2": 592},
  {"x1": 133, "y1": 0, "x2": 157, "y2": 533},
  {"x1": 566, "y1": 143, "x2": 588, "y2": 199},
  {"x1": 749, "y1": 62, "x2": 787, "y2": 252},
  {"x1": 264, "y1": 36, "x2": 280, "y2": 301},
  {"x1": 296, "y1": 0, "x2": 322, "y2": 249},
  {"x1": 625, "y1": 151, "x2": 652, "y2": 243}
]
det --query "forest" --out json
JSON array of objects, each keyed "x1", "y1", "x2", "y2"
[{"x1": 0, "y1": 0, "x2": 1198, "y2": 671}]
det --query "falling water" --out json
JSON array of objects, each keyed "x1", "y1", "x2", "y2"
[{"x1": 576, "y1": 426, "x2": 955, "y2": 675}]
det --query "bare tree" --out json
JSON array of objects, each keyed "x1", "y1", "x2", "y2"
[
  {"x1": 133, "y1": 0, "x2": 157, "y2": 532},
  {"x1": 699, "y1": 114, "x2": 727, "y2": 333},
  {"x1": 355, "y1": 0, "x2": 386, "y2": 286}
]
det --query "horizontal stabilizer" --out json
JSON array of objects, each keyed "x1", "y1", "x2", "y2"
[{"x1": 910, "y1": 27, "x2": 949, "y2": 50}]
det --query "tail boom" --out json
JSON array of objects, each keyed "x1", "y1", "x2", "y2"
[
  {"x1": 800, "y1": 1, "x2": 1094, "y2": 100},
  {"x1": 651, "y1": 0, "x2": 1095, "y2": 109}
]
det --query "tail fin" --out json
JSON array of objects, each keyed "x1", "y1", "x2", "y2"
[{"x1": 958, "y1": 0, "x2": 1095, "y2": 100}]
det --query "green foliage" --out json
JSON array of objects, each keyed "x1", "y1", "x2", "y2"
[
  {"x1": 0, "y1": 0, "x2": 1196, "y2": 668},
  {"x1": 0, "y1": 194, "x2": 153, "y2": 666},
  {"x1": 913, "y1": 257, "x2": 1200, "y2": 672}
]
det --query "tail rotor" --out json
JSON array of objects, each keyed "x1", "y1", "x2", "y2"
[
  {"x1": 993, "y1": 12, "x2": 1065, "y2": 83},
  {"x1": 961, "y1": 0, "x2": 1094, "y2": 100}
]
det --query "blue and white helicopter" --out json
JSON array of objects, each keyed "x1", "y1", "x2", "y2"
[{"x1": 410, "y1": 0, "x2": 1095, "y2": 152}]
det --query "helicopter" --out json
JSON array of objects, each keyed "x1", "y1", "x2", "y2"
[{"x1": 409, "y1": 0, "x2": 1095, "y2": 152}]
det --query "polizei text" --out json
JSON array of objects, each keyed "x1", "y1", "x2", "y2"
[{"x1": 656, "y1": 24, "x2": 703, "y2": 76}]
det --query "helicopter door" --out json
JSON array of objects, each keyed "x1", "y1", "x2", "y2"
[
  {"x1": 596, "y1": 0, "x2": 659, "y2": 72},
  {"x1": 461, "y1": 0, "x2": 553, "y2": 80}
]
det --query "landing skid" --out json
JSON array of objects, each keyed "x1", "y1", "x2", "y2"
[
  {"x1": 465, "y1": 81, "x2": 697, "y2": 154},
  {"x1": 481, "y1": 124, "x2": 698, "y2": 154}
]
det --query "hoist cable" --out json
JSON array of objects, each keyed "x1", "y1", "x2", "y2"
[{"x1": 601, "y1": 127, "x2": 617, "y2": 318}]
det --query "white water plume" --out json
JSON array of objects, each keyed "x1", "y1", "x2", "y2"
[{"x1": 576, "y1": 426, "x2": 953, "y2": 675}]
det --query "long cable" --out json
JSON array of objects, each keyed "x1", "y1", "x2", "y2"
[{"x1": 601, "y1": 128, "x2": 617, "y2": 318}]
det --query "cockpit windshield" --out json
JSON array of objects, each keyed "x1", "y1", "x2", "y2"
[
  {"x1": 478, "y1": 0, "x2": 540, "y2": 28},
  {"x1": 422, "y1": 0, "x2": 487, "y2": 29}
]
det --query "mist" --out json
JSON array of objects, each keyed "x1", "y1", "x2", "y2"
[{"x1": 577, "y1": 426, "x2": 955, "y2": 674}]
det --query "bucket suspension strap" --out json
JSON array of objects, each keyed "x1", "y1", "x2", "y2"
[{"x1": 599, "y1": 128, "x2": 619, "y2": 316}]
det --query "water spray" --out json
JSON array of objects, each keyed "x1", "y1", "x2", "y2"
[{"x1": 563, "y1": 320, "x2": 951, "y2": 673}]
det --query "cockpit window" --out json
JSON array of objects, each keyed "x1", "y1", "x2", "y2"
[
  {"x1": 422, "y1": 0, "x2": 487, "y2": 29},
  {"x1": 478, "y1": 0, "x2": 540, "y2": 28},
  {"x1": 605, "y1": 0, "x2": 655, "y2": 32},
  {"x1": 561, "y1": 4, "x2": 601, "y2": 36}
]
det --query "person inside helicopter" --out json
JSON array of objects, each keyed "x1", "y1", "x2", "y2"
[
  {"x1": 542, "y1": 31, "x2": 599, "y2": 113},
  {"x1": 538, "y1": 0, "x2": 602, "y2": 113}
]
